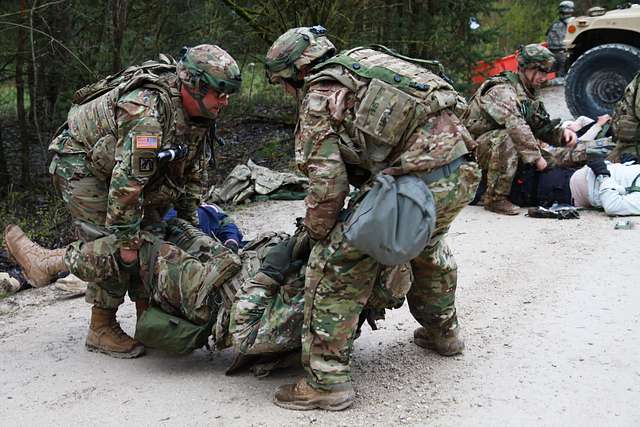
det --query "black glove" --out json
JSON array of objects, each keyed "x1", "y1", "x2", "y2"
[
  {"x1": 224, "y1": 239, "x2": 239, "y2": 253},
  {"x1": 259, "y1": 239, "x2": 303, "y2": 284},
  {"x1": 620, "y1": 153, "x2": 639, "y2": 164},
  {"x1": 587, "y1": 160, "x2": 610, "y2": 177}
]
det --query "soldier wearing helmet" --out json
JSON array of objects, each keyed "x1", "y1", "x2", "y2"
[
  {"x1": 463, "y1": 44, "x2": 579, "y2": 215},
  {"x1": 45, "y1": 44, "x2": 241, "y2": 358},
  {"x1": 547, "y1": 0, "x2": 575, "y2": 76},
  {"x1": 255, "y1": 27, "x2": 481, "y2": 410}
]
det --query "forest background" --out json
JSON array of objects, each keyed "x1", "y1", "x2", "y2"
[{"x1": 0, "y1": 0, "x2": 622, "y2": 246}]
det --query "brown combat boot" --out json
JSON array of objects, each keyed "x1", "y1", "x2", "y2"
[
  {"x1": 273, "y1": 378, "x2": 355, "y2": 411},
  {"x1": 3, "y1": 224, "x2": 68, "y2": 287},
  {"x1": 85, "y1": 306, "x2": 145, "y2": 358},
  {"x1": 484, "y1": 197, "x2": 520, "y2": 216},
  {"x1": 414, "y1": 323, "x2": 465, "y2": 356}
]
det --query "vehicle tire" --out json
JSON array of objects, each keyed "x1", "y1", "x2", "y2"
[{"x1": 565, "y1": 43, "x2": 640, "y2": 118}]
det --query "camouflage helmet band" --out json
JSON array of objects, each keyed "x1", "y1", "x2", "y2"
[
  {"x1": 180, "y1": 51, "x2": 242, "y2": 95},
  {"x1": 264, "y1": 34, "x2": 313, "y2": 74}
]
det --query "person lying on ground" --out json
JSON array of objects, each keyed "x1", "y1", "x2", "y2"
[
  {"x1": 3, "y1": 218, "x2": 414, "y2": 381},
  {"x1": 562, "y1": 114, "x2": 611, "y2": 142},
  {"x1": 3, "y1": 203, "x2": 244, "y2": 290},
  {"x1": 570, "y1": 159, "x2": 640, "y2": 216}
]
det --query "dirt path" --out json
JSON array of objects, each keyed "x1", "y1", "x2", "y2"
[
  {"x1": 2, "y1": 87, "x2": 639, "y2": 426},
  {"x1": 1, "y1": 201, "x2": 638, "y2": 426}
]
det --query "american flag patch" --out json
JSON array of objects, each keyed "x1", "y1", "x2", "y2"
[{"x1": 135, "y1": 134, "x2": 159, "y2": 149}]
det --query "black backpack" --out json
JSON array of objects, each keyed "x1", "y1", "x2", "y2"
[{"x1": 509, "y1": 165, "x2": 575, "y2": 207}]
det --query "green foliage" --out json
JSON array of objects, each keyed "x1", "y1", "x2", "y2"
[{"x1": 0, "y1": 189, "x2": 71, "y2": 249}]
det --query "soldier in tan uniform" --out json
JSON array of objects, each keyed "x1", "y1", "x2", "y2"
[
  {"x1": 29, "y1": 45, "x2": 241, "y2": 358},
  {"x1": 262, "y1": 27, "x2": 480, "y2": 410},
  {"x1": 464, "y1": 44, "x2": 578, "y2": 215}
]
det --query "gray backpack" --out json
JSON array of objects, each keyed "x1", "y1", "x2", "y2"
[{"x1": 343, "y1": 174, "x2": 436, "y2": 266}]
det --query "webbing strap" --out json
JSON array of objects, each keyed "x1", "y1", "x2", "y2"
[
  {"x1": 626, "y1": 172, "x2": 640, "y2": 193},
  {"x1": 314, "y1": 53, "x2": 432, "y2": 92}
]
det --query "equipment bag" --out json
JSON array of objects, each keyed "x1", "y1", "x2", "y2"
[
  {"x1": 135, "y1": 306, "x2": 212, "y2": 355},
  {"x1": 343, "y1": 174, "x2": 436, "y2": 266}
]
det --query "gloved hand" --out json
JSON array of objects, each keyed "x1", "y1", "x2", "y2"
[
  {"x1": 259, "y1": 239, "x2": 303, "y2": 284},
  {"x1": 620, "y1": 153, "x2": 639, "y2": 164},
  {"x1": 224, "y1": 239, "x2": 239, "y2": 253},
  {"x1": 587, "y1": 159, "x2": 611, "y2": 177}
]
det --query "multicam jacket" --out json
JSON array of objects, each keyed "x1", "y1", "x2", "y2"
[
  {"x1": 611, "y1": 72, "x2": 640, "y2": 156},
  {"x1": 546, "y1": 19, "x2": 569, "y2": 51},
  {"x1": 49, "y1": 71, "x2": 209, "y2": 248},
  {"x1": 464, "y1": 71, "x2": 564, "y2": 165},
  {"x1": 295, "y1": 47, "x2": 474, "y2": 239}
]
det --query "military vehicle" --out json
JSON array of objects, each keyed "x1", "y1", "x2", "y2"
[{"x1": 564, "y1": 4, "x2": 640, "y2": 118}]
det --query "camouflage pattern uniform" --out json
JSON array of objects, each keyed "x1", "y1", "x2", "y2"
[
  {"x1": 611, "y1": 72, "x2": 640, "y2": 160},
  {"x1": 541, "y1": 137, "x2": 615, "y2": 168},
  {"x1": 266, "y1": 30, "x2": 480, "y2": 392},
  {"x1": 546, "y1": 20, "x2": 569, "y2": 76},
  {"x1": 546, "y1": 1, "x2": 574, "y2": 77},
  {"x1": 464, "y1": 45, "x2": 562, "y2": 202},
  {"x1": 230, "y1": 232, "x2": 413, "y2": 365},
  {"x1": 49, "y1": 45, "x2": 240, "y2": 310}
]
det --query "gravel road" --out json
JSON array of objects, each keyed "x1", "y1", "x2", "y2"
[{"x1": 1, "y1": 87, "x2": 639, "y2": 426}]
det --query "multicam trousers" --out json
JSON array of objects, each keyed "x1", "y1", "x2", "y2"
[
  {"x1": 65, "y1": 219, "x2": 241, "y2": 325},
  {"x1": 51, "y1": 152, "x2": 148, "y2": 309},
  {"x1": 301, "y1": 161, "x2": 481, "y2": 390},
  {"x1": 476, "y1": 130, "x2": 519, "y2": 200}
]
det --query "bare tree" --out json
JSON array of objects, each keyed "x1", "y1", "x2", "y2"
[
  {"x1": 16, "y1": 0, "x2": 30, "y2": 187},
  {"x1": 112, "y1": 0, "x2": 129, "y2": 73}
]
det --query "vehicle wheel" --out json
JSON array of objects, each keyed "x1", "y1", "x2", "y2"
[{"x1": 565, "y1": 43, "x2": 640, "y2": 118}]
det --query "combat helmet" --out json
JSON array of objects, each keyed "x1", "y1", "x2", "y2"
[
  {"x1": 516, "y1": 44, "x2": 555, "y2": 72},
  {"x1": 177, "y1": 44, "x2": 242, "y2": 96},
  {"x1": 265, "y1": 26, "x2": 336, "y2": 85},
  {"x1": 558, "y1": 1, "x2": 575, "y2": 16}
]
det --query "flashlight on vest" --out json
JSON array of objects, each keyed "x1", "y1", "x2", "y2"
[{"x1": 157, "y1": 144, "x2": 188, "y2": 161}]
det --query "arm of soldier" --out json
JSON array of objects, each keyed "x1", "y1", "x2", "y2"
[
  {"x1": 482, "y1": 85, "x2": 542, "y2": 164},
  {"x1": 175, "y1": 141, "x2": 206, "y2": 225},
  {"x1": 296, "y1": 89, "x2": 350, "y2": 241},
  {"x1": 598, "y1": 176, "x2": 640, "y2": 216},
  {"x1": 106, "y1": 96, "x2": 163, "y2": 251}
]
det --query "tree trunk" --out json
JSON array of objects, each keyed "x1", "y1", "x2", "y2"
[
  {"x1": 112, "y1": 0, "x2": 129, "y2": 74},
  {"x1": 17, "y1": 0, "x2": 31, "y2": 188}
]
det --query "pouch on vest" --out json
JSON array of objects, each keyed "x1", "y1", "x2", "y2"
[
  {"x1": 343, "y1": 174, "x2": 436, "y2": 266},
  {"x1": 355, "y1": 79, "x2": 416, "y2": 161},
  {"x1": 614, "y1": 115, "x2": 639, "y2": 142},
  {"x1": 135, "y1": 306, "x2": 212, "y2": 354}
]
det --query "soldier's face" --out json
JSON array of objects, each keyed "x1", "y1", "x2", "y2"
[
  {"x1": 181, "y1": 84, "x2": 229, "y2": 119},
  {"x1": 523, "y1": 68, "x2": 549, "y2": 88}
]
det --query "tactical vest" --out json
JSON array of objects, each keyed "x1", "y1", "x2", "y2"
[
  {"x1": 465, "y1": 71, "x2": 558, "y2": 140},
  {"x1": 49, "y1": 57, "x2": 185, "y2": 178},
  {"x1": 307, "y1": 47, "x2": 468, "y2": 171}
]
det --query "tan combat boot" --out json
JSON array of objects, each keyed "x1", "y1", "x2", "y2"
[
  {"x1": 414, "y1": 323, "x2": 465, "y2": 356},
  {"x1": 484, "y1": 197, "x2": 520, "y2": 216},
  {"x1": 85, "y1": 306, "x2": 145, "y2": 358},
  {"x1": 3, "y1": 224, "x2": 68, "y2": 287},
  {"x1": 273, "y1": 378, "x2": 355, "y2": 411}
]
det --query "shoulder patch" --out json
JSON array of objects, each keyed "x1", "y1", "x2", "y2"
[{"x1": 135, "y1": 134, "x2": 160, "y2": 149}]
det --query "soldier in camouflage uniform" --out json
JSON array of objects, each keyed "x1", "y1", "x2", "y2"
[
  {"x1": 45, "y1": 44, "x2": 241, "y2": 358},
  {"x1": 546, "y1": 1, "x2": 575, "y2": 77},
  {"x1": 261, "y1": 27, "x2": 481, "y2": 410},
  {"x1": 464, "y1": 44, "x2": 578, "y2": 215},
  {"x1": 610, "y1": 72, "x2": 640, "y2": 160}
]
